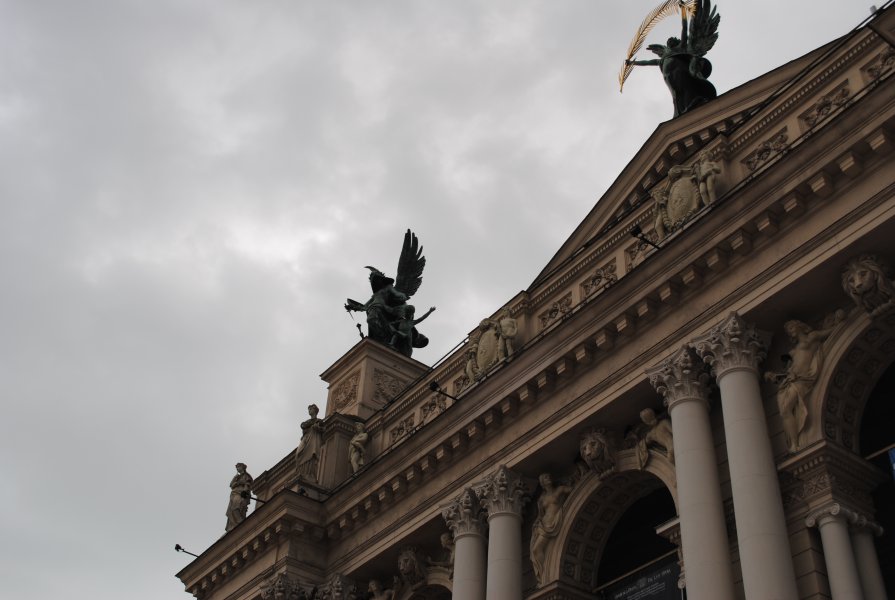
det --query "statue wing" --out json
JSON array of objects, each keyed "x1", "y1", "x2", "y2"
[
  {"x1": 688, "y1": 0, "x2": 719, "y2": 57},
  {"x1": 394, "y1": 229, "x2": 426, "y2": 297}
]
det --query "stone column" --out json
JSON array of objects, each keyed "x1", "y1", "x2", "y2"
[
  {"x1": 693, "y1": 312, "x2": 799, "y2": 600},
  {"x1": 479, "y1": 465, "x2": 528, "y2": 600},
  {"x1": 806, "y1": 504, "x2": 864, "y2": 600},
  {"x1": 647, "y1": 346, "x2": 735, "y2": 600},
  {"x1": 851, "y1": 516, "x2": 887, "y2": 600},
  {"x1": 442, "y1": 487, "x2": 488, "y2": 600}
]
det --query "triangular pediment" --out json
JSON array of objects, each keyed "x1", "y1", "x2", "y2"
[{"x1": 531, "y1": 35, "x2": 848, "y2": 290}]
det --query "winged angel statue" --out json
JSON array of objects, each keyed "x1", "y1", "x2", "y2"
[
  {"x1": 345, "y1": 230, "x2": 435, "y2": 357},
  {"x1": 620, "y1": 0, "x2": 720, "y2": 117}
]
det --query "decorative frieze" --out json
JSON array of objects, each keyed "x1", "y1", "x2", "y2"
[
  {"x1": 580, "y1": 261, "x2": 617, "y2": 298},
  {"x1": 539, "y1": 293, "x2": 573, "y2": 329},
  {"x1": 331, "y1": 371, "x2": 360, "y2": 411},
  {"x1": 390, "y1": 415, "x2": 415, "y2": 445},
  {"x1": 373, "y1": 369, "x2": 408, "y2": 404},
  {"x1": 742, "y1": 128, "x2": 788, "y2": 171},
  {"x1": 419, "y1": 394, "x2": 446, "y2": 424},
  {"x1": 692, "y1": 312, "x2": 769, "y2": 378},
  {"x1": 862, "y1": 46, "x2": 895, "y2": 81},
  {"x1": 260, "y1": 573, "x2": 315, "y2": 600},
  {"x1": 800, "y1": 82, "x2": 850, "y2": 128}
]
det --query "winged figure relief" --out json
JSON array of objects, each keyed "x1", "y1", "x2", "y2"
[
  {"x1": 345, "y1": 229, "x2": 435, "y2": 357},
  {"x1": 621, "y1": 0, "x2": 720, "y2": 117}
]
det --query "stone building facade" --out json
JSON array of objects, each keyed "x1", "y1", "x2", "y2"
[{"x1": 178, "y1": 7, "x2": 895, "y2": 600}]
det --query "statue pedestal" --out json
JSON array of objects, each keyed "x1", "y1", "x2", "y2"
[{"x1": 320, "y1": 338, "x2": 429, "y2": 419}]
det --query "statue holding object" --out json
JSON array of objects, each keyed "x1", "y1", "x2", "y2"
[
  {"x1": 345, "y1": 229, "x2": 434, "y2": 357},
  {"x1": 621, "y1": 0, "x2": 720, "y2": 117}
]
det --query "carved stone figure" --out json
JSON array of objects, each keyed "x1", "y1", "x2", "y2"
[
  {"x1": 225, "y1": 462, "x2": 253, "y2": 532},
  {"x1": 345, "y1": 230, "x2": 432, "y2": 357},
  {"x1": 366, "y1": 579, "x2": 398, "y2": 600},
  {"x1": 841, "y1": 254, "x2": 895, "y2": 318},
  {"x1": 320, "y1": 574, "x2": 355, "y2": 600},
  {"x1": 530, "y1": 473, "x2": 574, "y2": 588},
  {"x1": 496, "y1": 308, "x2": 518, "y2": 360},
  {"x1": 348, "y1": 422, "x2": 368, "y2": 474},
  {"x1": 296, "y1": 404, "x2": 324, "y2": 481},
  {"x1": 397, "y1": 546, "x2": 427, "y2": 589},
  {"x1": 427, "y1": 532, "x2": 455, "y2": 576},
  {"x1": 694, "y1": 149, "x2": 721, "y2": 204},
  {"x1": 764, "y1": 311, "x2": 845, "y2": 453},
  {"x1": 628, "y1": 408, "x2": 675, "y2": 468},
  {"x1": 625, "y1": 0, "x2": 720, "y2": 117},
  {"x1": 579, "y1": 427, "x2": 618, "y2": 479}
]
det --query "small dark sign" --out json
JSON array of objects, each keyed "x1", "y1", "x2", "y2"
[{"x1": 602, "y1": 557, "x2": 682, "y2": 600}]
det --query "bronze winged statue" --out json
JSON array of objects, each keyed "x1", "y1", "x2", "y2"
[
  {"x1": 345, "y1": 229, "x2": 435, "y2": 357},
  {"x1": 622, "y1": 0, "x2": 720, "y2": 117}
]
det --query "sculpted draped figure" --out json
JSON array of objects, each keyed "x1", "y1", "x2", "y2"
[
  {"x1": 530, "y1": 473, "x2": 574, "y2": 587},
  {"x1": 348, "y1": 422, "x2": 368, "y2": 474},
  {"x1": 345, "y1": 230, "x2": 434, "y2": 357},
  {"x1": 629, "y1": 408, "x2": 675, "y2": 468},
  {"x1": 225, "y1": 462, "x2": 253, "y2": 532},
  {"x1": 764, "y1": 311, "x2": 845, "y2": 453},
  {"x1": 427, "y1": 532, "x2": 455, "y2": 575},
  {"x1": 295, "y1": 404, "x2": 323, "y2": 481}
]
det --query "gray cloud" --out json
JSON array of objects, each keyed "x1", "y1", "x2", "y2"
[{"x1": 0, "y1": 1, "x2": 868, "y2": 597}]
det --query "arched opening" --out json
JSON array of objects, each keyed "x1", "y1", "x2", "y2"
[
  {"x1": 595, "y1": 486, "x2": 680, "y2": 598},
  {"x1": 859, "y1": 361, "x2": 895, "y2": 596},
  {"x1": 597, "y1": 486, "x2": 677, "y2": 584},
  {"x1": 557, "y1": 470, "x2": 680, "y2": 596}
]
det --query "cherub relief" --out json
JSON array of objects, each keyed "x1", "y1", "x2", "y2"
[
  {"x1": 764, "y1": 311, "x2": 845, "y2": 453},
  {"x1": 841, "y1": 254, "x2": 895, "y2": 317}
]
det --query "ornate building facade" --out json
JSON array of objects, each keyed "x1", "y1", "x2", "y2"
[{"x1": 178, "y1": 7, "x2": 895, "y2": 600}]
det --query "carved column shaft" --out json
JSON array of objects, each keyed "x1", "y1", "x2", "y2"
[
  {"x1": 443, "y1": 488, "x2": 488, "y2": 600},
  {"x1": 694, "y1": 312, "x2": 798, "y2": 600},
  {"x1": 806, "y1": 505, "x2": 864, "y2": 600},
  {"x1": 479, "y1": 465, "x2": 528, "y2": 600},
  {"x1": 851, "y1": 520, "x2": 887, "y2": 600},
  {"x1": 647, "y1": 347, "x2": 735, "y2": 600}
]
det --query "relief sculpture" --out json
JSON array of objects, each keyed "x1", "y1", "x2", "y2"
[
  {"x1": 841, "y1": 254, "x2": 895, "y2": 318},
  {"x1": 463, "y1": 308, "x2": 518, "y2": 383},
  {"x1": 764, "y1": 310, "x2": 845, "y2": 453}
]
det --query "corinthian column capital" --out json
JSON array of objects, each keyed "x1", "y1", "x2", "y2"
[
  {"x1": 442, "y1": 487, "x2": 488, "y2": 538},
  {"x1": 646, "y1": 345, "x2": 712, "y2": 411},
  {"x1": 478, "y1": 464, "x2": 529, "y2": 518},
  {"x1": 692, "y1": 312, "x2": 770, "y2": 378}
]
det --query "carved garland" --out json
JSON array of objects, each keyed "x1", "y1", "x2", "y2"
[
  {"x1": 800, "y1": 82, "x2": 850, "y2": 129},
  {"x1": 742, "y1": 128, "x2": 789, "y2": 171},
  {"x1": 539, "y1": 293, "x2": 573, "y2": 329}
]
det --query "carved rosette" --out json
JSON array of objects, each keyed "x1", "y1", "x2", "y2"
[
  {"x1": 692, "y1": 312, "x2": 769, "y2": 379},
  {"x1": 478, "y1": 464, "x2": 529, "y2": 518},
  {"x1": 442, "y1": 487, "x2": 487, "y2": 538},
  {"x1": 646, "y1": 345, "x2": 712, "y2": 411}
]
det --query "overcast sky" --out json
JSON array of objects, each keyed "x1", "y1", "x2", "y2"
[{"x1": 0, "y1": 1, "x2": 877, "y2": 598}]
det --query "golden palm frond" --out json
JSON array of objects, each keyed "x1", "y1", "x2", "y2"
[{"x1": 619, "y1": 0, "x2": 696, "y2": 92}]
